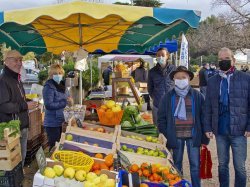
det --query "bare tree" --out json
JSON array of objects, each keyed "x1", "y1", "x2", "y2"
[
  {"x1": 212, "y1": 0, "x2": 250, "y2": 24},
  {"x1": 187, "y1": 15, "x2": 250, "y2": 57}
]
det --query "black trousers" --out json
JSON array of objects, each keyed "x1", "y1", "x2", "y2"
[{"x1": 45, "y1": 126, "x2": 62, "y2": 152}]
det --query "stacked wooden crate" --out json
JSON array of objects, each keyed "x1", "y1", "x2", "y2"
[{"x1": 0, "y1": 128, "x2": 22, "y2": 171}]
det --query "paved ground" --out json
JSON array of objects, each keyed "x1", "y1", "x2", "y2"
[{"x1": 182, "y1": 138, "x2": 250, "y2": 187}]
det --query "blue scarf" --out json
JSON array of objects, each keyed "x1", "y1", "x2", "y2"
[
  {"x1": 219, "y1": 67, "x2": 235, "y2": 114},
  {"x1": 174, "y1": 86, "x2": 190, "y2": 120}
]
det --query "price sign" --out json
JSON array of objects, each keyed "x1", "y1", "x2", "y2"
[
  {"x1": 117, "y1": 150, "x2": 131, "y2": 170},
  {"x1": 36, "y1": 147, "x2": 47, "y2": 174}
]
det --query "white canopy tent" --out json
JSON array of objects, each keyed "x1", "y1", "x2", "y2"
[{"x1": 98, "y1": 54, "x2": 155, "y2": 69}]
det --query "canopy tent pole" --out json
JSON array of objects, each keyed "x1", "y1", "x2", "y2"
[
  {"x1": 90, "y1": 55, "x2": 93, "y2": 90},
  {"x1": 78, "y1": 13, "x2": 83, "y2": 105}
]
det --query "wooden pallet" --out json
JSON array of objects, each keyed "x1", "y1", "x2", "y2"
[{"x1": 0, "y1": 128, "x2": 22, "y2": 171}]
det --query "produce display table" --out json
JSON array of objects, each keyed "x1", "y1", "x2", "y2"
[{"x1": 31, "y1": 102, "x2": 192, "y2": 187}]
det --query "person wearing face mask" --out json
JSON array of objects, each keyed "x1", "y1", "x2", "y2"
[
  {"x1": 207, "y1": 63, "x2": 218, "y2": 79},
  {"x1": 148, "y1": 48, "x2": 176, "y2": 126},
  {"x1": 204, "y1": 47, "x2": 250, "y2": 187},
  {"x1": 43, "y1": 64, "x2": 71, "y2": 152},
  {"x1": 157, "y1": 66, "x2": 209, "y2": 187}
]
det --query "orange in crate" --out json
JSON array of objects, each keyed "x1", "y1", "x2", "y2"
[{"x1": 97, "y1": 108, "x2": 124, "y2": 126}]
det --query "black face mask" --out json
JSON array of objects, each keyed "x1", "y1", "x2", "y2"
[{"x1": 219, "y1": 60, "x2": 231, "y2": 71}]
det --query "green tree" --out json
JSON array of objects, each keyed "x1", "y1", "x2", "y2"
[
  {"x1": 36, "y1": 52, "x2": 60, "y2": 66},
  {"x1": 38, "y1": 59, "x2": 100, "y2": 91},
  {"x1": 133, "y1": 0, "x2": 163, "y2": 7},
  {"x1": 113, "y1": 1, "x2": 130, "y2": 5}
]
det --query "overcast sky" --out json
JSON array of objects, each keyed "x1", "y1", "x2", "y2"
[{"x1": 0, "y1": 0, "x2": 222, "y2": 19}]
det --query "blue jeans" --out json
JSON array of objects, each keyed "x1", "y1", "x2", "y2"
[
  {"x1": 172, "y1": 138, "x2": 200, "y2": 187},
  {"x1": 216, "y1": 135, "x2": 247, "y2": 187}
]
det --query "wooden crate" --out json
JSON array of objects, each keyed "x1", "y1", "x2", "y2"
[
  {"x1": 116, "y1": 140, "x2": 172, "y2": 166},
  {"x1": 28, "y1": 108, "x2": 42, "y2": 141},
  {"x1": 59, "y1": 133, "x2": 116, "y2": 156},
  {"x1": 118, "y1": 150, "x2": 173, "y2": 167},
  {"x1": 117, "y1": 127, "x2": 167, "y2": 150},
  {"x1": 0, "y1": 128, "x2": 22, "y2": 171},
  {"x1": 67, "y1": 117, "x2": 119, "y2": 143}
]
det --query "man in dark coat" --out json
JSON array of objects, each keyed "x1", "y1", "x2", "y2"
[
  {"x1": 0, "y1": 50, "x2": 38, "y2": 166},
  {"x1": 102, "y1": 65, "x2": 112, "y2": 85},
  {"x1": 148, "y1": 48, "x2": 176, "y2": 126},
  {"x1": 204, "y1": 47, "x2": 250, "y2": 187},
  {"x1": 198, "y1": 63, "x2": 209, "y2": 97}
]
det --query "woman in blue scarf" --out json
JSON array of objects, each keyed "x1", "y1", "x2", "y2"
[{"x1": 157, "y1": 66, "x2": 209, "y2": 187}]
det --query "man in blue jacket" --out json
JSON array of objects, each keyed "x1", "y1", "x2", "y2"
[
  {"x1": 204, "y1": 47, "x2": 250, "y2": 187},
  {"x1": 148, "y1": 48, "x2": 176, "y2": 126}
]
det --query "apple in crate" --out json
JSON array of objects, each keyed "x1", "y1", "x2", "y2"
[
  {"x1": 53, "y1": 165, "x2": 64, "y2": 176},
  {"x1": 63, "y1": 167, "x2": 75, "y2": 179},
  {"x1": 44, "y1": 167, "x2": 56, "y2": 178},
  {"x1": 75, "y1": 170, "x2": 87, "y2": 182}
]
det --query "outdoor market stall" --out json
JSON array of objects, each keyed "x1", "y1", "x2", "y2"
[{"x1": 0, "y1": 1, "x2": 201, "y2": 186}]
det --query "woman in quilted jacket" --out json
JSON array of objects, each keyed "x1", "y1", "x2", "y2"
[{"x1": 43, "y1": 64, "x2": 69, "y2": 151}]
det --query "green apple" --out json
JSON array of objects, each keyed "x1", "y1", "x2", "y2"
[
  {"x1": 84, "y1": 181, "x2": 95, "y2": 187},
  {"x1": 146, "y1": 136, "x2": 153, "y2": 142},
  {"x1": 159, "y1": 154, "x2": 167, "y2": 158},
  {"x1": 86, "y1": 172, "x2": 98, "y2": 182},
  {"x1": 137, "y1": 147, "x2": 144, "y2": 152},
  {"x1": 148, "y1": 150, "x2": 154, "y2": 156},
  {"x1": 153, "y1": 151, "x2": 159, "y2": 157},
  {"x1": 75, "y1": 170, "x2": 87, "y2": 182},
  {"x1": 143, "y1": 149, "x2": 149, "y2": 155},
  {"x1": 137, "y1": 151, "x2": 144, "y2": 155},
  {"x1": 100, "y1": 174, "x2": 109, "y2": 183},
  {"x1": 66, "y1": 134, "x2": 73, "y2": 141},
  {"x1": 127, "y1": 148, "x2": 134, "y2": 152},
  {"x1": 152, "y1": 138, "x2": 158, "y2": 143},
  {"x1": 104, "y1": 179, "x2": 115, "y2": 187},
  {"x1": 53, "y1": 165, "x2": 64, "y2": 176},
  {"x1": 63, "y1": 167, "x2": 75, "y2": 179},
  {"x1": 44, "y1": 167, "x2": 56, "y2": 178},
  {"x1": 122, "y1": 145, "x2": 127, "y2": 151},
  {"x1": 93, "y1": 177, "x2": 101, "y2": 185}
]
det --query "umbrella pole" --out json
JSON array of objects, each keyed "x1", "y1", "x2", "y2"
[
  {"x1": 79, "y1": 70, "x2": 83, "y2": 105},
  {"x1": 90, "y1": 55, "x2": 93, "y2": 90}
]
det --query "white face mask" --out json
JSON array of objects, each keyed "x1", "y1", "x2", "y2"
[
  {"x1": 175, "y1": 79, "x2": 189, "y2": 89},
  {"x1": 156, "y1": 56, "x2": 166, "y2": 66}
]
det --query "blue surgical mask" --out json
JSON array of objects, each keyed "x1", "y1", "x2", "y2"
[
  {"x1": 53, "y1": 75, "x2": 63, "y2": 84},
  {"x1": 156, "y1": 56, "x2": 166, "y2": 65}
]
